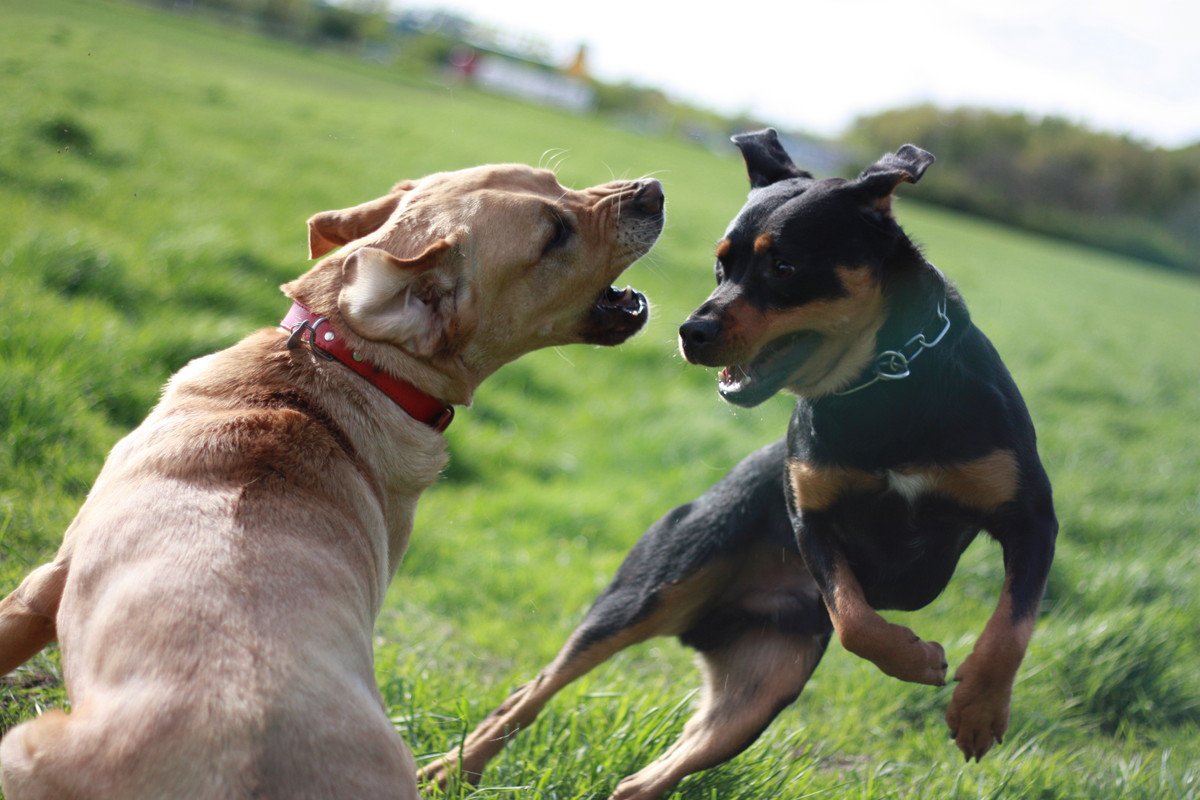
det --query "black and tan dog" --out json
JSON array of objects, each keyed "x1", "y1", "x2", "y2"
[{"x1": 420, "y1": 132, "x2": 1056, "y2": 800}]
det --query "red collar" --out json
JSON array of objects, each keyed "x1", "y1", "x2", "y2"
[{"x1": 280, "y1": 302, "x2": 454, "y2": 433}]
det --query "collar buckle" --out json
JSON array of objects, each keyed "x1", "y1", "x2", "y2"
[
  {"x1": 286, "y1": 316, "x2": 337, "y2": 361},
  {"x1": 431, "y1": 406, "x2": 455, "y2": 433}
]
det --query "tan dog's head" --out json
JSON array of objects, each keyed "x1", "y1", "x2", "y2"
[{"x1": 284, "y1": 165, "x2": 664, "y2": 404}]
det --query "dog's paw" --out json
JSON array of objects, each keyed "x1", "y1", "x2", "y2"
[
  {"x1": 945, "y1": 666, "x2": 1012, "y2": 762},
  {"x1": 875, "y1": 630, "x2": 948, "y2": 686},
  {"x1": 416, "y1": 757, "x2": 483, "y2": 791},
  {"x1": 609, "y1": 775, "x2": 662, "y2": 800},
  {"x1": 415, "y1": 759, "x2": 451, "y2": 790}
]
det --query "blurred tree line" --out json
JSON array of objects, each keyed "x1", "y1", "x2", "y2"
[
  {"x1": 155, "y1": 0, "x2": 393, "y2": 45},
  {"x1": 850, "y1": 105, "x2": 1199, "y2": 272},
  {"x1": 141, "y1": 2, "x2": 1198, "y2": 273}
]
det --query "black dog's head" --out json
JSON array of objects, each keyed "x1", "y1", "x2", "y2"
[{"x1": 678, "y1": 129, "x2": 934, "y2": 406}]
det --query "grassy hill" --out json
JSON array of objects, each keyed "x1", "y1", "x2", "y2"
[{"x1": 2, "y1": 1, "x2": 1198, "y2": 797}]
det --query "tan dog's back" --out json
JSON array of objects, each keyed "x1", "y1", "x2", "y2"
[{"x1": 2, "y1": 333, "x2": 425, "y2": 799}]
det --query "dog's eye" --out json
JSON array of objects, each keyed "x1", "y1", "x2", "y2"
[
  {"x1": 543, "y1": 216, "x2": 573, "y2": 254},
  {"x1": 773, "y1": 260, "x2": 797, "y2": 277},
  {"x1": 714, "y1": 261, "x2": 725, "y2": 285}
]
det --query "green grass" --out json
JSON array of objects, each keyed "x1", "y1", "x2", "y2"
[{"x1": 2, "y1": 1, "x2": 1199, "y2": 797}]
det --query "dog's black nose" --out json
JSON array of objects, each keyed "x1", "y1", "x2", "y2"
[
  {"x1": 679, "y1": 317, "x2": 719, "y2": 349},
  {"x1": 633, "y1": 179, "x2": 664, "y2": 216}
]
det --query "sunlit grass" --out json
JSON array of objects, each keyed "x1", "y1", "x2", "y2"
[{"x1": 1, "y1": 1, "x2": 1198, "y2": 797}]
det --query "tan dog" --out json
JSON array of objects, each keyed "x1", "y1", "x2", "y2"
[{"x1": 0, "y1": 165, "x2": 664, "y2": 799}]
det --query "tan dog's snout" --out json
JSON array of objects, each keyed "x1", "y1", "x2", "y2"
[
  {"x1": 630, "y1": 179, "x2": 664, "y2": 216},
  {"x1": 613, "y1": 179, "x2": 664, "y2": 263}
]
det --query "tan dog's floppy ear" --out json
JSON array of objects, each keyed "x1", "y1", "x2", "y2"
[
  {"x1": 339, "y1": 241, "x2": 460, "y2": 358},
  {"x1": 308, "y1": 181, "x2": 418, "y2": 259}
]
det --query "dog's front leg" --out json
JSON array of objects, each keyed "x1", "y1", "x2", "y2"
[
  {"x1": 0, "y1": 559, "x2": 69, "y2": 676},
  {"x1": 946, "y1": 507, "x2": 1056, "y2": 761},
  {"x1": 823, "y1": 551, "x2": 949, "y2": 686},
  {"x1": 794, "y1": 517, "x2": 948, "y2": 686},
  {"x1": 786, "y1": 460, "x2": 947, "y2": 685}
]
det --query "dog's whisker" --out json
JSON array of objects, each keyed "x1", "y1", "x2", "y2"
[
  {"x1": 539, "y1": 148, "x2": 569, "y2": 172},
  {"x1": 550, "y1": 346, "x2": 575, "y2": 366}
]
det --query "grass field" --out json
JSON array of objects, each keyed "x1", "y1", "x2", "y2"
[{"x1": 2, "y1": 1, "x2": 1199, "y2": 797}]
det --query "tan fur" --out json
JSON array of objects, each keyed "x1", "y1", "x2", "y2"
[
  {"x1": 789, "y1": 449, "x2": 1020, "y2": 513},
  {"x1": 788, "y1": 459, "x2": 886, "y2": 511},
  {"x1": 704, "y1": 265, "x2": 887, "y2": 398},
  {"x1": 0, "y1": 165, "x2": 661, "y2": 799},
  {"x1": 945, "y1": 576, "x2": 1036, "y2": 760},
  {"x1": 912, "y1": 449, "x2": 1020, "y2": 511},
  {"x1": 826, "y1": 558, "x2": 948, "y2": 686},
  {"x1": 610, "y1": 631, "x2": 825, "y2": 800}
]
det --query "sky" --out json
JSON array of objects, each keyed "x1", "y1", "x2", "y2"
[{"x1": 415, "y1": 0, "x2": 1200, "y2": 149}]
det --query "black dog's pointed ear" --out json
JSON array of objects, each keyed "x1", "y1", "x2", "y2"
[
  {"x1": 857, "y1": 144, "x2": 935, "y2": 212},
  {"x1": 731, "y1": 128, "x2": 813, "y2": 189}
]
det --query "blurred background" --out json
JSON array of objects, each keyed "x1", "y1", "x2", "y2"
[
  {"x1": 1, "y1": 1, "x2": 1197, "y2": 798},
  {"x1": 161, "y1": 0, "x2": 1199, "y2": 271}
]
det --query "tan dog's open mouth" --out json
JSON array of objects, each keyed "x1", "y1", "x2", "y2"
[{"x1": 583, "y1": 285, "x2": 650, "y2": 345}]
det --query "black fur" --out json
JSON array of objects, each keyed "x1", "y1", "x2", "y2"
[
  {"x1": 690, "y1": 129, "x2": 1056, "y2": 624},
  {"x1": 564, "y1": 439, "x2": 828, "y2": 661}
]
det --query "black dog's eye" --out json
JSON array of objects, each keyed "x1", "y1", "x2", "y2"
[
  {"x1": 714, "y1": 261, "x2": 725, "y2": 285},
  {"x1": 543, "y1": 216, "x2": 573, "y2": 254},
  {"x1": 773, "y1": 260, "x2": 797, "y2": 277}
]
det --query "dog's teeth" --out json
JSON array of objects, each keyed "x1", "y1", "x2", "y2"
[{"x1": 719, "y1": 365, "x2": 750, "y2": 387}]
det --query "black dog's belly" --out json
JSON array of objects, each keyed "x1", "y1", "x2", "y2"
[{"x1": 828, "y1": 492, "x2": 980, "y2": 612}]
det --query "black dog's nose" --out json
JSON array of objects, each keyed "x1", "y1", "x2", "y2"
[
  {"x1": 633, "y1": 179, "x2": 664, "y2": 216},
  {"x1": 679, "y1": 317, "x2": 719, "y2": 349}
]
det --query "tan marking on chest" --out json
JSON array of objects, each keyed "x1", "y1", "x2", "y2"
[
  {"x1": 890, "y1": 449, "x2": 1020, "y2": 510},
  {"x1": 790, "y1": 449, "x2": 1019, "y2": 512},
  {"x1": 788, "y1": 459, "x2": 885, "y2": 511}
]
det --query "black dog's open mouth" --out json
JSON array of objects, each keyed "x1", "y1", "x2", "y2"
[
  {"x1": 581, "y1": 285, "x2": 650, "y2": 345},
  {"x1": 718, "y1": 330, "x2": 821, "y2": 406}
]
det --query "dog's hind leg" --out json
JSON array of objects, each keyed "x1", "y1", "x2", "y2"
[
  {"x1": 0, "y1": 559, "x2": 69, "y2": 677},
  {"x1": 420, "y1": 441, "x2": 792, "y2": 791},
  {"x1": 418, "y1": 569, "x2": 717, "y2": 790},
  {"x1": 608, "y1": 630, "x2": 828, "y2": 800}
]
